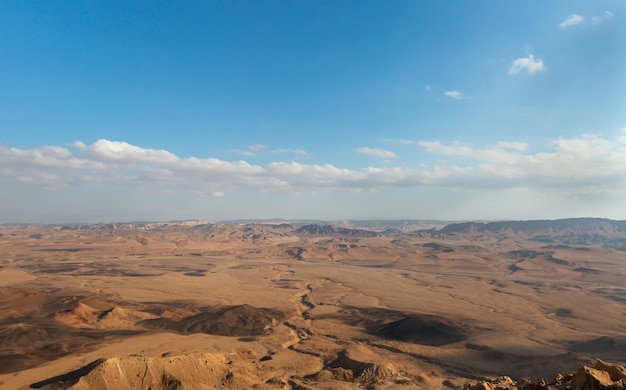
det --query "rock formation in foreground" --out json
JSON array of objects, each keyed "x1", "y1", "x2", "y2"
[
  {"x1": 29, "y1": 355, "x2": 626, "y2": 390},
  {"x1": 465, "y1": 359, "x2": 626, "y2": 390}
]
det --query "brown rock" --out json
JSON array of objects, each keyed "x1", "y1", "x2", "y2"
[
  {"x1": 311, "y1": 369, "x2": 334, "y2": 382},
  {"x1": 594, "y1": 360, "x2": 626, "y2": 382},
  {"x1": 493, "y1": 375, "x2": 516, "y2": 390},
  {"x1": 332, "y1": 367, "x2": 355, "y2": 382},
  {"x1": 520, "y1": 382, "x2": 548, "y2": 390},
  {"x1": 466, "y1": 381, "x2": 495, "y2": 390},
  {"x1": 571, "y1": 366, "x2": 626, "y2": 390}
]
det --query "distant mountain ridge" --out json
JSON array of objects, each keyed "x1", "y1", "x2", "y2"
[
  {"x1": 438, "y1": 218, "x2": 626, "y2": 234},
  {"x1": 5, "y1": 218, "x2": 626, "y2": 239},
  {"x1": 434, "y1": 218, "x2": 626, "y2": 249},
  {"x1": 295, "y1": 224, "x2": 379, "y2": 237}
]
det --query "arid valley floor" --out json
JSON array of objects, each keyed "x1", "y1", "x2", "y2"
[{"x1": 1, "y1": 218, "x2": 625, "y2": 389}]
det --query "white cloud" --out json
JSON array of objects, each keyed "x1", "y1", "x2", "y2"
[
  {"x1": 420, "y1": 135, "x2": 626, "y2": 188},
  {"x1": 559, "y1": 14, "x2": 584, "y2": 29},
  {"x1": 417, "y1": 141, "x2": 526, "y2": 165},
  {"x1": 356, "y1": 147, "x2": 398, "y2": 159},
  {"x1": 1, "y1": 144, "x2": 104, "y2": 170},
  {"x1": 558, "y1": 11, "x2": 613, "y2": 28},
  {"x1": 2, "y1": 135, "x2": 626, "y2": 198},
  {"x1": 75, "y1": 139, "x2": 179, "y2": 164},
  {"x1": 442, "y1": 90, "x2": 465, "y2": 99},
  {"x1": 494, "y1": 141, "x2": 529, "y2": 151},
  {"x1": 508, "y1": 54, "x2": 545, "y2": 75},
  {"x1": 425, "y1": 85, "x2": 431, "y2": 91},
  {"x1": 591, "y1": 11, "x2": 614, "y2": 25}
]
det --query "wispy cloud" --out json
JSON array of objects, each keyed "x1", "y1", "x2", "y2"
[
  {"x1": 559, "y1": 11, "x2": 613, "y2": 29},
  {"x1": 493, "y1": 141, "x2": 529, "y2": 151},
  {"x1": 2, "y1": 135, "x2": 626, "y2": 196},
  {"x1": 269, "y1": 148, "x2": 311, "y2": 157},
  {"x1": 230, "y1": 149, "x2": 256, "y2": 157},
  {"x1": 591, "y1": 11, "x2": 614, "y2": 25},
  {"x1": 442, "y1": 90, "x2": 465, "y2": 100},
  {"x1": 508, "y1": 54, "x2": 545, "y2": 75},
  {"x1": 248, "y1": 144, "x2": 267, "y2": 151},
  {"x1": 559, "y1": 14, "x2": 584, "y2": 29},
  {"x1": 230, "y1": 144, "x2": 310, "y2": 157},
  {"x1": 230, "y1": 144, "x2": 267, "y2": 156},
  {"x1": 356, "y1": 147, "x2": 398, "y2": 159},
  {"x1": 72, "y1": 140, "x2": 179, "y2": 164},
  {"x1": 384, "y1": 138, "x2": 418, "y2": 145}
]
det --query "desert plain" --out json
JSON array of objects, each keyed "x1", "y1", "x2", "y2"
[{"x1": 0, "y1": 218, "x2": 625, "y2": 389}]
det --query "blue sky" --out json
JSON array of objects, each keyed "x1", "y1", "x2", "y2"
[{"x1": 1, "y1": 1, "x2": 625, "y2": 222}]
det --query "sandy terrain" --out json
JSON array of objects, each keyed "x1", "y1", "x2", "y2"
[{"x1": 0, "y1": 219, "x2": 625, "y2": 389}]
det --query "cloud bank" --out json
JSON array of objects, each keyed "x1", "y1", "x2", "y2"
[{"x1": 2, "y1": 135, "x2": 625, "y2": 198}]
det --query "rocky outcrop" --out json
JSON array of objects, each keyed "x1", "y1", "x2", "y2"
[
  {"x1": 465, "y1": 360, "x2": 626, "y2": 390},
  {"x1": 571, "y1": 360, "x2": 626, "y2": 390}
]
